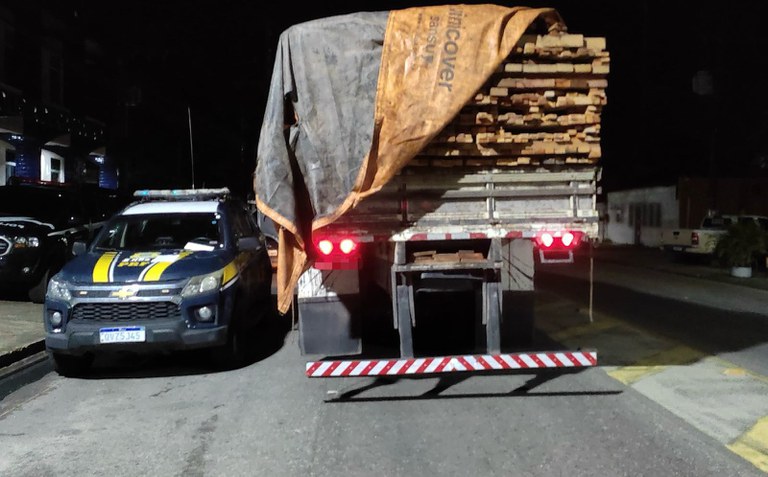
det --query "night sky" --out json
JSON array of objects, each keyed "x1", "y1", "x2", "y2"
[{"x1": 68, "y1": 1, "x2": 768, "y2": 198}]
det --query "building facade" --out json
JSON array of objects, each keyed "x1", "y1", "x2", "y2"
[
  {"x1": 603, "y1": 185, "x2": 679, "y2": 247},
  {"x1": 676, "y1": 177, "x2": 768, "y2": 228},
  {"x1": 0, "y1": 2, "x2": 118, "y2": 189}
]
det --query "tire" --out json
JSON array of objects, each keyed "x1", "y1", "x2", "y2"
[
  {"x1": 210, "y1": 324, "x2": 247, "y2": 371},
  {"x1": 28, "y1": 268, "x2": 50, "y2": 304},
  {"x1": 51, "y1": 352, "x2": 93, "y2": 377}
]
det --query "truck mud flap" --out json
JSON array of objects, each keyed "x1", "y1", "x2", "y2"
[
  {"x1": 298, "y1": 295, "x2": 362, "y2": 356},
  {"x1": 305, "y1": 350, "x2": 597, "y2": 377}
]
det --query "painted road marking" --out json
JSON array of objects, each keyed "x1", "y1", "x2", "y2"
[
  {"x1": 728, "y1": 417, "x2": 768, "y2": 473},
  {"x1": 607, "y1": 345, "x2": 706, "y2": 385},
  {"x1": 537, "y1": 299, "x2": 768, "y2": 472}
]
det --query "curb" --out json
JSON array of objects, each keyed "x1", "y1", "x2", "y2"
[{"x1": 0, "y1": 340, "x2": 46, "y2": 376}]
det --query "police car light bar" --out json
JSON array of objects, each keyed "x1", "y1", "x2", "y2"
[{"x1": 133, "y1": 188, "x2": 231, "y2": 200}]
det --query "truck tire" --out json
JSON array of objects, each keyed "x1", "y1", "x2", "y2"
[
  {"x1": 28, "y1": 268, "x2": 50, "y2": 304},
  {"x1": 51, "y1": 352, "x2": 93, "y2": 377}
]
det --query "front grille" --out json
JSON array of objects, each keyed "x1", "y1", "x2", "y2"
[
  {"x1": 72, "y1": 302, "x2": 181, "y2": 321},
  {"x1": 74, "y1": 288, "x2": 182, "y2": 299},
  {"x1": 0, "y1": 237, "x2": 10, "y2": 256}
]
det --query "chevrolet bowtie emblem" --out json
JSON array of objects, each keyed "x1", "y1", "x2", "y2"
[{"x1": 110, "y1": 285, "x2": 139, "y2": 299}]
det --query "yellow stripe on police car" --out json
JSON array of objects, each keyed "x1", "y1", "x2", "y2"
[
  {"x1": 141, "y1": 251, "x2": 192, "y2": 282},
  {"x1": 93, "y1": 251, "x2": 118, "y2": 283}
]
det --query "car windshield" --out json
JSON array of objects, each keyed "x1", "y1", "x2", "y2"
[
  {"x1": 92, "y1": 213, "x2": 222, "y2": 251},
  {"x1": 701, "y1": 217, "x2": 733, "y2": 229},
  {"x1": 0, "y1": 186, "x2": 80, "y2": 227}
]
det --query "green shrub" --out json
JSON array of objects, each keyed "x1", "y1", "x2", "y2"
[{"x1": 715, "y1": 221, "x2": 768, "y2": 268}]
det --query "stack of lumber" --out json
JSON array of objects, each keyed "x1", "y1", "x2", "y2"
[
  {"x1": 413, "y1": 28, "x2": 609, "y2": 168},
  {"x1": 413, "y1": 250, "x2": 486, "y2": 264}
]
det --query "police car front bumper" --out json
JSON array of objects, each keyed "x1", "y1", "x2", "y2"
[
  {"x1": 43, "y1": 280, "x2": 236, "y2": 356},
  {"x1": 45, "y1": 317, "x2": 229, "y2": 355}
]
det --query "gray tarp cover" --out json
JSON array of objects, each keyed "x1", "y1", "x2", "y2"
[{"x1": 254, "y1": 5, "x2": 561, "y2": 313}]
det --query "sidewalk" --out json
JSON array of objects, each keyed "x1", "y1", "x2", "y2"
[
  {"x1": 2, "y1": 244, "x2": 767, "y2": 376},
  {"x1": 586, "y1": 244, "x2": 768, "y2": 292},
  {"x1": 0, "y1": 298, "x2": 46, "y2": 375}
]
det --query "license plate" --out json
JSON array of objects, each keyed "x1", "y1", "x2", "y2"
[
  {"x1": 672, "y1": 246, "x2": 682, "y2": 251},
  {"x1": 99, "y1": 326, "x2": 146, "y2": 344}
]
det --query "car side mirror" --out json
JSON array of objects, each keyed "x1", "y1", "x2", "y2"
[
  {"x1": 237, "y1": 236, "x2": 262, "y2": 252},
  {"x1": 72, "y1": 241, "x2": 87, "y2": 256}
]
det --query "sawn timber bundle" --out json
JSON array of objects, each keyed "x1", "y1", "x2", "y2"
[{"x1": 413, "y1": 30, "x2": 609, "y2": 168}]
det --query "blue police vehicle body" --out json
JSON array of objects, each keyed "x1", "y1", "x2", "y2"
[{"x1": 43, "y1": 188, "x2": 273, "y2": 375}]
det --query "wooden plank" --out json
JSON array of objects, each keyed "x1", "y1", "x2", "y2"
[
  {"x1": 536, "y1": 33, "x2": 584, "y2": 49},
  {"x1": 503, "y1": 63, "x2": 523, "y2": 73},
  {"x1": 433, "y1": 253, "x2": 460, "y2": 262},
  {"x1": 585, "y1": 37, "x2": 607, "y2": 51}
]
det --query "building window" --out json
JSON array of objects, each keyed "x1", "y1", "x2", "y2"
[
  {"x1": 40, "y1": 149, "x2": 65, "y2": 183},
  {"x1": 50, "y1": 157, "x2": 62, "y2": 182},
  {"x1": 623, "y1": 202, "x2": 663, "y2": 228},
  {"x1": 640, "y1": 203, "x2": 662, "y2": 227},
  {"x1": 651, "y1": 203, "x2": 661, "y2": 227}
]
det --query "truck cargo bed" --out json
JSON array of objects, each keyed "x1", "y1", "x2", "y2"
[{"x1": 328, "y1": 165, "x2": 598, "y2": 240}]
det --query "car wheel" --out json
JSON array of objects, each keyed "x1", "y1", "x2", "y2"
[
  {"x1": 210, "y1": 324, "x2": 247, "y2": 370},
  {"x1": 28, "y1": 268, "x2": 50, "y2": 304},
  {"x1": 51, "y1": 352, "x2": 93, "y2": 377}
]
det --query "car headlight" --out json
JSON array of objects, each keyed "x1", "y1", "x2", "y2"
[
  {"x1": 46, "y1": 278, "x2": 72, "y2": 301},
  {"x1": 13, "y1": 236, "x2": 40, "y2": 248},
  {"x1": 181, "y1": 269, "x2": 223, "y2": 298}
]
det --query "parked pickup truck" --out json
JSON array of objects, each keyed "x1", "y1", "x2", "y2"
[{"x1": 661, "y1": 214, "x2": 768, "y2": 257}]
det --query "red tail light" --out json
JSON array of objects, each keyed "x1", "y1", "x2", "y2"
[
  {"x1": 313, "y1": 235, "x2": 360, "y2": 270},
  {"x1": 536, "y1": 230, "x2": 582, "y2": 250},
  {"x1": 313, "y1": 236, "x2": 359, "y2": 258},
  {"x1": 317, "y1": 239, "x2": 334, "y2": 256},
  {"x1": 691, "y1": 232, "x2": 699, "y2": 246},
  {"x1": 339, "y1": 238, "x2": 357, "y2": 254}
]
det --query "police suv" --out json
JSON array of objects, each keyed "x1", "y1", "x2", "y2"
[{"x1": 43, "y1": 188, "x2": 273, "y2": 375}]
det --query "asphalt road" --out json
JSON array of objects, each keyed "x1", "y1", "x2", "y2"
[
  {"x1": 536, "y1": 258, "x2": 768, "y2": 377},
  {"x1": 1, "y1": 260, "x2": 767, "y2": 476}
]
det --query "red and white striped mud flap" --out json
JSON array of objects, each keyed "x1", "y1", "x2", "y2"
[{"x1": 305, "y1": 350, "x2": 597, "y2": 378}]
